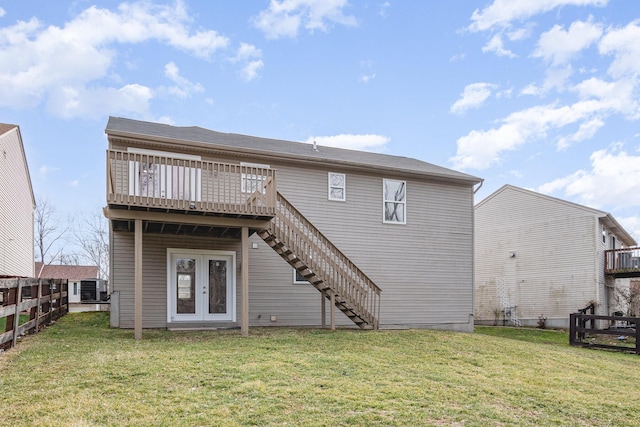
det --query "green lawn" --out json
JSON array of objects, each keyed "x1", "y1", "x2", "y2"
[{"x1": 2, "y1": 313, "x2": 640, "y2": 426}]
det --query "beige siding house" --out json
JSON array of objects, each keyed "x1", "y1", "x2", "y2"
[
  {"x1": 474, "y1": 185, "x2": 636, "y2": 328},
  {"x1": 0, "y1": 124, "x2": 35, "y2": 278},
  {"x1": 105, "y1": 117, "x2": 481, "y2": 337}
]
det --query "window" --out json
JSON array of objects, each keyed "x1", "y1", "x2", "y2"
[
  {"x1": 328, "y1": 172, "x2": 346, "y2": 201},
  {"x1": 293, "y1": 269, "x2": 308, "y2": 284},
  {"x1": 240, "y1": 162, "x2": 269, "y2": 193},
  {"x1": 383, "y1": 179, "x2": 406, "y2": 224},
  {"x1": 602, "y1": 225, "x2": 606, "y2": 244},
  {"x1": 73, "y1": 282, "x2": 79, "y2": 296}
]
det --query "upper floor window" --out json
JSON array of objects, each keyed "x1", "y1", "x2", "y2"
[
  {"x1": 328, "y1": 172, "x2": 346, "y2": 201},
  {"x1": 383, "y1": 179, "x2": 406, "y2": 224},
  {"x1": 602, "y1": 224, "x2": 606, "y2": 244},
  {"x1": 240, "y1": 162, "x2": 270, "y2": 193}
]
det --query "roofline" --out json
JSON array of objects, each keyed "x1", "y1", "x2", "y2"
[
  {"x1": 105, "y1": 127, "x2": 481, "y2": 186},
  {"x1": 476, "y1": 184, "x2": 637, "y2": 246},
  {"x1": 2, "y1": 125, "x2": 36, "y2": 208}
]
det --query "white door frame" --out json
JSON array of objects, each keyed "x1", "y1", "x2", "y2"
[{"x1": 166, "y1": 248, "x2": 236, "y2": 323}]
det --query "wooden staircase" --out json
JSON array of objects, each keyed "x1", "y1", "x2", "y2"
[{"x1": 256, "y1": 192, "x2": 381, "y2": 329}]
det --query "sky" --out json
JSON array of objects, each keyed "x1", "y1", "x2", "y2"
[{"x1": 1, "y1": 0, "x2": 640, "y2": 243}]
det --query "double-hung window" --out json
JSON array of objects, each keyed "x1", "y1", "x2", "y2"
[
  {"x1": 383, "y1": 179, "x2": 406, "y2": 224},
  {"x1": 328, "y1": 172, "x2": 346, "y2": 201}
]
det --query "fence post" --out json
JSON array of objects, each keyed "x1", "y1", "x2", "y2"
[
  {"x1": 636, "y1": 321, "x2": 640, "y2": 356},
  {"x1": 569, "y1": 313, "x2": 576, "y2": 345},
  {"x1": 12, "y1": 279, "x2": 23, "y2": 348}
]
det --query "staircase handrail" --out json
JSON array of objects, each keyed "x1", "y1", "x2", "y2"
[{"x1": 270, "y1": 192, "x2": 381, "y2": 327}]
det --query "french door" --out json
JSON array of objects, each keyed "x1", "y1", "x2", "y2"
[{"x1": 167, "y1": 249, "x2": 235, "y2": 322}]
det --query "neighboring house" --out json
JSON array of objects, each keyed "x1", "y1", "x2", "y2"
[
  {"x1": 105, "y1": 116, "x2": 482, "y2": 338},
  {"x1": 0, "y1": 124, "x2": 35, "y2": 278},
  {"x1": 35, "y1": 262, "x2": 100, "y2": 303},
  {"x1": 474, "y1": 185, "x2": 636, "y2": 328}
]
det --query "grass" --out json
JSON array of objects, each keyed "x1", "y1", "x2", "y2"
[
  {"x1": 2, "y1": 314, "x2": 640, "y2": 426},
  {"x1": 0, "y1": 313, "x2": 31, "y2": 330}
]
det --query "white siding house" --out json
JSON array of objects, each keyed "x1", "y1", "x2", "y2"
[
  {"x1": 105, "y1": 117, "x2": 482, "y2": 337},
  {"x1": 474, "y1": 184, "x2": 636, "y2": 328},
  {"x1": 0, "y1": 124, "x2": 35, "y2": 278}
]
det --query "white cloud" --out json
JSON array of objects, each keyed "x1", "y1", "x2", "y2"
[
  {"x1": 556, "y1": 117, "x2": 604, "y2": 150},
  {"x1": 38, "y1": 165, "x2": 59, "y2": 176},
  {"x1": 0, "y1": 7, "x2": 5, "y2": 18},
  {"x1": 47, "y1": 84, "x2": 154, "y2": 119},
  {"x1": 379, "y1": 2, "x2": 390, "y2": 19},
  {"x1": 450, "y1": 82, "x2": 497, "y2": 114},
  {"x1": 533, "y1": 19, "x2": 603, "y2": 66},
  {"x1": 450, "y1": 98, "x2": 616, "y2": 170},
  {"x1": 0, "y1": 1, "x2": 228, "y2": 117},
  {"x1": 617, "y1": 216, "x2": 640, "y2": 243},
  {"x1": 358, "y1": 73, "x2": 376, "y2": 83},
  {"x1": 468, "y1": 0, "x2": 609, "y2": 32},
  {"x1": 538, "y1": 144, "x2": 640, "y2": 209},
  {"x1": 230, "y1": 43, "x2": 264, "y2": 82},
  {"x1": 304, "y1": 134, "x2": 390, "y2": 152},
  {"x1": 252, "y1": 0, "x2": 357, "y2": 39},
  {"x1": 164, "y1": 62, "x2": 204, "y2": 98},
  {"x1": 239, "y1": 60, "x2": 264, "y2": 82},
  {"x1": 522, "y1": 65, "x2": 575, "y2": 96},
  {"x1": 599, "y1": 19, "x2": 640, "y2": 78},
  {"x1": 69, "y1": 180, "x2": 79, "y2": 187},
  {"x1": 482, "y1": 34, "x2": 516, "y2": 57}
]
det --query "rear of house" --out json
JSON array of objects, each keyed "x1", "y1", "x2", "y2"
[
  {"x1": 0, "y1": 124, "x2": 34, "y2": 278},
  {"x1": 474, "y1": 185, "x2": 635, "y2": 328},
  {"x1": 105, "y1": 117, "x2": 481, "y2": 334}
]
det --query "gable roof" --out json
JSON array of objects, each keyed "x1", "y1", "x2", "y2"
[
  {"x1": 0, "y1": 123, "x2": 35, "y2": 207},
  {"x1": 477, "y1": 184, "x2": 637, "y2": 246},
  {"x1": 35, "y1": 263, "x2": 99, "y2": 280},
  {"x1": 106, "y1": 116, "x2": 481, "y2": 185}
]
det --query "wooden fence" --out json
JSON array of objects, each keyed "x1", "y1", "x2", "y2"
[
  {"x1": 0, "y1": 278, "x2": 68, "y2": 351},
  {"x1": 569, "y1": 312, "x2": 639, "y2": 355}
]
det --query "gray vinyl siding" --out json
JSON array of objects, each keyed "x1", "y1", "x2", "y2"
[
  {"x1": 112, "y1": 232, "x2": 242, "y2": 328},
  {"x1": 247, "y1": 160, "x2": 475, "y2": 330},
  {"x1": 0, "y1": 128, "x2": 34, "y2": 277},
  {"x1": 475, "y1": 186, "x2": 602, "y2": 327}
]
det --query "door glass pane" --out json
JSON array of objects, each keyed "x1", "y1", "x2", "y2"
[
  {"x1": 209, "y1": 260, "x2": 227, "y2": 314},
  {"x1": 176, "y1": 258, "x2": 196, "y2": 314}
]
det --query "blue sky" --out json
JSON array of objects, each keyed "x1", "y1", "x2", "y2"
[{"x1": 2, "y1": 0, "x2": 640, "y2": 240}]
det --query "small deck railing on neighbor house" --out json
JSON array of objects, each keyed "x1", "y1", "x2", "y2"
[
  {"x1": 107, "y1": 150, "x2": 277, "y2": 217},
  {"x1": 605, "y1": 247, "x2": 640, "y2": 277}
]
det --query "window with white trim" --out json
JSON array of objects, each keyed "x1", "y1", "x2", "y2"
[
  {"x1": 328, "y1": 172, "x2": 346, "y2": 201},
  {"x1": 293, "y1": 269, "x2": 308, "y2": 284},
  {"x1": 240, "y1": 162, "x2": 270, "y2": 193},
  {"x1": 383, "y1": 179, "x2": 406, "y2": 224},
  {"x1": 602, "y1": 224, "x2": 606, "y2": 244}
]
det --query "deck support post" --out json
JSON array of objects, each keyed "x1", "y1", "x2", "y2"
[
  {"x1": 321, "y1": 292, "x2": 326, "y2": 329},
  {"x1": 241, "y1": 226, "x2": 249, "y2": 337},
  {"x1": 134, "y1": 219, "x2": 142, "y2": 340},
  {"x1": 330, "y1": 291, "x2": 336, "y2": 331}
]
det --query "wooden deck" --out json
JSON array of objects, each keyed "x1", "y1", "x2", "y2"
[
  {"x1": 107, "y1": 149, "x2": 277, "y2": 219},
  {"x1": 605, "y1": 247, "x2": 640, "y2": 278}
]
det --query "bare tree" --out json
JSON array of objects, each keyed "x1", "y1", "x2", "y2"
[
  {"x1": 74, "y1": 210, "x2": 109, "y2": 281},
  {"x1": 34, "y1": 196, "x2": 68, "y2": 264}
]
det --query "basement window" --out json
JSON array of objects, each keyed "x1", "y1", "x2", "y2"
[{"x1": 293, "y1": 269, "x2": 309, "y2": 285}]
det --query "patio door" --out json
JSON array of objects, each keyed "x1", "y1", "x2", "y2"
[{"x1": 168, "y1": 249, "x2": 235, "y2": 323}]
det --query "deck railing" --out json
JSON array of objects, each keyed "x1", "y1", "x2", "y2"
[
  {"x1": 107, "y1": 150, "x2": 277, "y2": 216},
  {"x1": 605, "y1": 247, "x2": 640, "y2": 276}
]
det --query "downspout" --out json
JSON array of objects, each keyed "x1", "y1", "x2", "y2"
[{"x1": 470, "y1": 179, "x2": 484, "y2": 330}]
